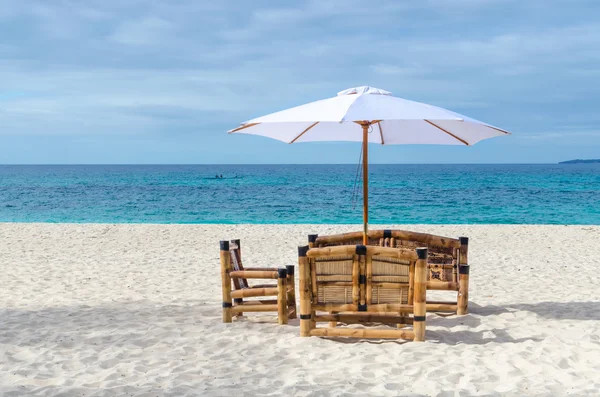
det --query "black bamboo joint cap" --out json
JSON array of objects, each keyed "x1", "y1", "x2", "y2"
[
  {"x1": 459, "y1": 237, "x2": 469, "y2": 246},
  {"x1": 220, "y1": 240, "x2": 229, "y2": 250},
  {"x1": 308, "y1": 234, "x2": 318, "y2": 243},
  {"x1": 278, "y1": 268, "x2": 287, "y2": 278},
  {"x1": 298, "y1": 245, "x2": 309, "y2": 257},
  {"x1": 355, "y1": 245, "x2": 367, "y2": 255},
  {"x1": 383, "y1": 229, "x2": 392, "y2": 238},
  {"x1": 286, "y1": 265, "x2": 295, "y2": 275},
  {"x1": 416, "y1": 247, "x2": 428, "y2": 259},
  {"x1": 232, "y1": 239, "x2": 240, "y2": 246}
]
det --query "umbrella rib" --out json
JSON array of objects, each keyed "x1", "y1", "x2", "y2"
[
  {"x1": 377, "y1": 122, "x2": 384, "y2": 145},
  {"x1": 485, "y1": 125, "x2": 511, "y2": 135},
  {"x1": 289, "y1": 121, "x2": 319, "y2": 144},
  {"x1": 424, "y1": 120, "x2": 470, "y2": 146},
  {"x1": 229, "y1": 123, "x2": 259, "y2": 133}
]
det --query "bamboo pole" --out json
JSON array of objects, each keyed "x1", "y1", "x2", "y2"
[
  {"x1": 362, "y1": 123, "x2": 369, "y2": 245},
  {"x1": 372, "y1": 282, "x2": 410, "y2": 289},
  {"x1": 231, "y1": 305, "x2": 279, "y2": 314},
  {"x1": 230, "y1": 287, "x2": 279, "y2": 298},
  {"x1": 309, "y1": 327, "x2": 415, "y2": 340},
  {"x1": 307, "y1": 245, "x2": 357, "y2": 257},
  {"x1": 286, "y1": 265, "x2": 297, "y2": 319},
  {"x1": 307, "y1": 245, "x2": 417, "y2": 260},
  {"x1": 230, "y1": 270, "x2": 278, "y2": 279},
  {"x1": 413, "y1": 248, "x2": 428, "y2": 342},
  {"x1": 220, "y1": 241, "x2": 232, "y2": 323},
  {"x1": 313, "y1": 303, "x2": 415, "y2": 312},
  {"x1": 315, "y1": 313, "x2": 414, "y2": 324},
  {"x1": 277, "y1": 268, "x2": 288, "y2": 325},
  {"x1": 458, "y1": 237, "x2": 469, "y2": 315},
  {"x1": 298, "y1": 246, "x2": 311, "y2": 337},
  {"x1": 314, "y1": 230, "x2": 461, "y2": 249}
]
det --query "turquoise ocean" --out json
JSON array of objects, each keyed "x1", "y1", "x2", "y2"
[{"x1": 0, "y1": 164, "x2": 598, "y2": 224}]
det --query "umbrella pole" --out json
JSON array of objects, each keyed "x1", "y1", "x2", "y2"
[{"x1": 362, "y1": 124, "x2": 369, "y2": 245}]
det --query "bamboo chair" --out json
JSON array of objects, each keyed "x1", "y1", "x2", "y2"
[
  {"x1": 220, "y1": 239, "x2": 297, "y2": 324},
  {"x1": 298, "y1": 244, "x2": 428, "y2": 341},
  {"x1": 308, "y1": 230, "x2": 469, "y2": 315}
]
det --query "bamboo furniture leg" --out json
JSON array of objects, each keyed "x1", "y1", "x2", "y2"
[
  {"x1": 277, "y1": 268, "x2": 288, "y2": 325},
  {"x1": 220, "y1": 241, "x2": 233, "y2": 323},
  {"x1": 457, "y1": 237, "x2": 469, "y2": 315},
  {"x1": 298, "y1": 246, "x2": 312, "y2": 337},
  {"x1": 413, "y1": 248, "x2": 428, "y2": 341}
]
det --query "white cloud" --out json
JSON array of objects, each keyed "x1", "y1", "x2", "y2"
[
  {"x1": 110, "y1": 16, "x2": 174, "y2": 46},
  {"x1": 0, "y1": 0, "x2": 599, "y2": 145}
]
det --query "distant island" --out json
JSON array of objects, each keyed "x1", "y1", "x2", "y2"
[{"x1": 559, "y1": 159, "x2": 600, "y2": 164}]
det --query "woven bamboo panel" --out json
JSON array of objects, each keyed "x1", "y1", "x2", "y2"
[
  {"x1": 372, "y1": 286, "x2": 409, "y2": 304},
  {"x1": 373, "y1": 256, "x2": 411, "y2": 266},
  {"x1": 372, "y1": 258, "x2": 410, "y2": 274},
  {"x1": 315, "y1": 256, "x2": 353, "y2": 283},
  {"x1": 317, "y1": 285, "x2": 353, "y2": 303},
  {"x1": 427, "y1": 253, "x2": 455, "y2": 265},
  {"x1": 317, "y1": 275, "x2": 353, "y2": 282},
  {"x1": 372, "y1": 275, "x2": 408, "y2": 283},
  {"x1": 391, "y1": 239, "x2": 455, "y2": 256},
  {"x1": 428, "y1": 264, "x2": 453, "y2": 282},
  {"x1": 371, "y1": 257, "x2": 410, "y2": 303}
]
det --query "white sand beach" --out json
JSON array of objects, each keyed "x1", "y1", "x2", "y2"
[{"x1": 1, "y1": 223, "x2": 599, "y2": 396}]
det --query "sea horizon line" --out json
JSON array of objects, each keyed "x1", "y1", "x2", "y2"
[{"x1": 0, "y1": 162, "x2": 578, "y2": 166}]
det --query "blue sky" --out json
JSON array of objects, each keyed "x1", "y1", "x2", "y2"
[{"x1": 1, "y1": 0, "x2": 599, "y2": 164}]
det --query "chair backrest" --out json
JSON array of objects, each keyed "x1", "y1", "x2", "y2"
[
  {"x1": 306, "y1": 245, "x2": 418, "y2": 309},
  {"x1": 310, "y1": 229, "x2": 465, "y2": 282},
  {"x1": 229, "y1": 240, "x2": 249, "y2": 289},
  {"x1": 312, "y1": 229, "x2": 459, "y2": 254}
]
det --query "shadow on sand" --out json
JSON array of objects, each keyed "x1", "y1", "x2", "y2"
[
  {"x1": 2, "y1": 299, "x2": 596, "y2": 348},
  {"x1": 469, "y1": 301, "x2": 600, "y2": 321}
]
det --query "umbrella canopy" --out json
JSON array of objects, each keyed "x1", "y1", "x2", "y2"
[{"x1": 228, "y1": 86, "x2": 510, "y2": 242}]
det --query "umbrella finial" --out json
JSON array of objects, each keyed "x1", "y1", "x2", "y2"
[{"x1": 337, "y1": 86, "x2": 392, "y2": 96}]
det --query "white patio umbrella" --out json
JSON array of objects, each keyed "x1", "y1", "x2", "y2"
[{"x1": 228, "y1": 86, "x2": 510, "y2": 244}]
